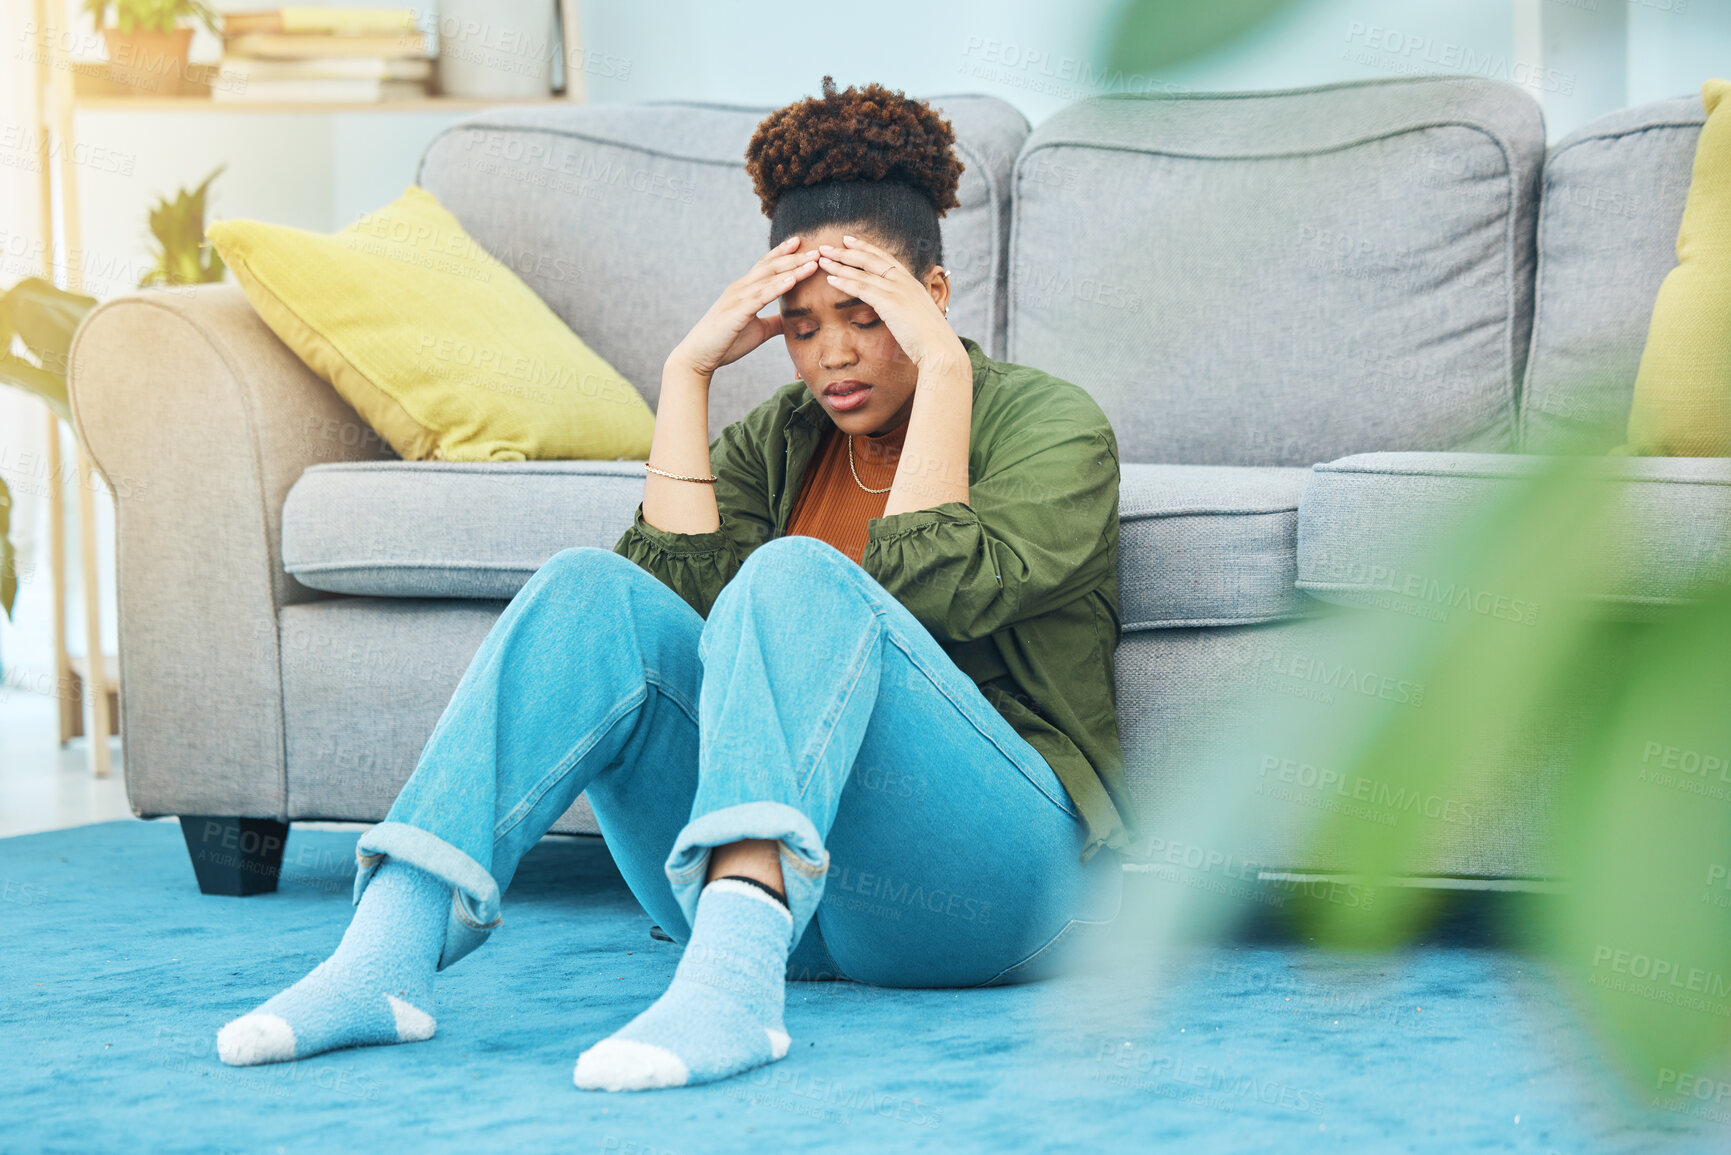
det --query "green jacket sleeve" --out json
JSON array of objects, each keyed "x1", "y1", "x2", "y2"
[
  {"x1": 612, "y1": 415, "x2": 775, "y2": 619},
  {"x1": 860, "y1": 422, "x2": 1120, "y2": 643}
]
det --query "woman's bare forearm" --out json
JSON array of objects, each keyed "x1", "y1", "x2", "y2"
[
  {"x1": 884, "y1": 349, "x2": 972, "y2": 518},
  {"x1": 642, "y1": 238, "x2": 820, "y2": 535},
  {"x1": 641, "y1": 363, "x2": 721, "y2": 535}
]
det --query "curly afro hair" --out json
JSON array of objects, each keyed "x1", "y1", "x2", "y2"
[{"x1": 745, "y1": 77, "x2": 965, "y2": 275}]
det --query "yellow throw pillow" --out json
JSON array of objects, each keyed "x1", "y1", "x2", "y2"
[
  {"x1": 208, "y1": 185, "x2": 654, "y2": 461},
  {"x1": 1621, "y1": 79, "x2": 1731, "y2": 457}
]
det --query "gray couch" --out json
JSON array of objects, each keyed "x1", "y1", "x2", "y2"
[{"x1": 68, "y1": 78, "x2": 1731, "y2": 894}]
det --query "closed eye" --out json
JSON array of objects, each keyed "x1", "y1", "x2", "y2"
[{"x1": 791, "y1": 319, "x2": 878, "y2": 340}]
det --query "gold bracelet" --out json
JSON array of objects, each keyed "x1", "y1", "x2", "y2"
[{"x1": 643, "y1": 462, "x2": 719, "y2": 484}]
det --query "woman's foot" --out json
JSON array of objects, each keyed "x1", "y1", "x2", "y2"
[
  {"x1": 574, "y1": 878, "x2": 793, "y2": 1091},
  {"x1": 217, "y1": 859, "x2": 448, "y2": 1066}
]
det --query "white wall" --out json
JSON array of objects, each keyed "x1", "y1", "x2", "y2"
[
  {"x1": 1629, "y1": 0, "x2": 1731, "y2": 108},
  {"x1": 578, "y1": 0, "x2": 1729, "y2": 138}
]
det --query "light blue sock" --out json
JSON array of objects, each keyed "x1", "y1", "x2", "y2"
[
  {"x1": 217, "y1": 859, "x2": 447, "y2": 1066},
  {"x1": 574, "y1": 878, "x2": 793, "y2": 1091}
]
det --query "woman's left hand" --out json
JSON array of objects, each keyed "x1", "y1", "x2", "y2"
[{"x1": 816, "y1": 236, "x2": 967, "y2": 374}]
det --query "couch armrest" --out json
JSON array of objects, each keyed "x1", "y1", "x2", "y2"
[{"x1": 68, "y1": 284, "x2": 393, "y2": 820}]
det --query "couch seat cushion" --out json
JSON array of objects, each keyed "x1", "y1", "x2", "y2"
[
  {"x1": 1116, "y1": 464, "x2": 1311, "y2": 630},
  {"x1": 1297, "y1": 452, "x2": 1731, "y2": 615},
  {"x1": 284, "y1": 460, "x2": 1314, "y2": 629},
  {"x1": 283, "y1": 460, "x2": 645, "y2": 598}
]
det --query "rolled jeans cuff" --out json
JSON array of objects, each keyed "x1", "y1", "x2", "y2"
[
  {"x1": 353, "y1": 820, "x2": 502, "y2": 972},
  {"x1": 665, "y1": 801, "x2": 830, "y2": 943}
]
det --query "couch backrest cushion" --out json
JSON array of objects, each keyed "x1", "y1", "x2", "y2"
[
  {"x1": 417, "y1": 97, "x2": 1027, "y2": 430},
  {"x1": 1008, "y1": 77, "x2": 1545, "y2": 466},
  {"x1": 1521, "y1": 97, "x2": 1705, "y2": 453}
]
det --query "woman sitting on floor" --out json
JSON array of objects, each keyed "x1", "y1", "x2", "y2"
[{"x1": 217, "y1": 76, "x2": 1133, "y2": 1092}]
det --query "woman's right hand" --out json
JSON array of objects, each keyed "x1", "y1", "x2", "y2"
[{"x1": 667, "y1": 236, "x2": 820, "y2": 380}]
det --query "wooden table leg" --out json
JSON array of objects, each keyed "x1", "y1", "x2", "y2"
[
  {"x1": 74, "y1": 449, "x2": 111, "y2": 778},
  {"x1": 45, "y1": 6, "x2": 111, "y2": 778},
  {"x1": 46, "y1": 412, "x2": 78, "y2": 745},
  {"x1": 31, "y1": 0, "x2": 78, "y2": 748}
]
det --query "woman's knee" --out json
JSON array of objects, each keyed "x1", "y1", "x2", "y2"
[
  {"x1": 728, "y1": 535, "x2": 854, "y2": 600},
  {"x1": 530, "y1": 546, "x2": 637, "y2": 599}
]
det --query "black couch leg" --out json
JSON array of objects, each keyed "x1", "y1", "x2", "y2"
[{"x1": 179, "y1": 816, "x2": 290, "y2": 896}]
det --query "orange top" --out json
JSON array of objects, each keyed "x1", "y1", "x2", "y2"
[{"x1": 784, "y1": 420, "x2": 909, "y2": 563}]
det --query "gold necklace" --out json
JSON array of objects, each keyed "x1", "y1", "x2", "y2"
[{"x1": 847, "y1": 435, "x2": 894, "y2": 494}]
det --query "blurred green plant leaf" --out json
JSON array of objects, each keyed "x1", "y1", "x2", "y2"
[
  {"x1": 0, "y1": 277, "x2": 95, "y2": 423},
  {"x1": 1548, "y1": 581, "x2": 1731, "y2": 1085},
  {"x1": 83, "y1": 0, "x2": 220, "y2": 36},
  {"x1": 1243, "y1": 452, "x2": 1730, "y2": 1085},
  {"x1": 1292, "y1": 459, "x2": 1630, "y2": 949},
  {"x1": 140, "y1": 165, "x2": 226, "y2": 288},
  {"x1": 0, "y1": 275, "x2": 93, "y2": 621},
  {"x1": 0, "y1": 357, "x2": 72, "y2": 424},
  {"x1": 6, "y1": 277, "x2": 97, "y2": 378},
  {"x1": 1108, "y1": 0, "x2": 1300, "y2": 76}
]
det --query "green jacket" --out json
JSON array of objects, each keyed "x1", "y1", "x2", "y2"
[{"x1": 614, "y1": 337, "x2": 1134, "y2": 858}]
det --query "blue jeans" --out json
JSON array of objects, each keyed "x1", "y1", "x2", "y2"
[{"x1": 352, "y1": 535, "x2": 1121, "y2": 988}]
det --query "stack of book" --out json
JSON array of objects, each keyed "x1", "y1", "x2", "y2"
[{"x1": 214, "y1": 7, "x2": 431, "y2": 103}]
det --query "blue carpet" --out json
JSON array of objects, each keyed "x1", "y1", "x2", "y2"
[{"x1": 1, "y1": 820, "x2": 1721, "y2": 1154}]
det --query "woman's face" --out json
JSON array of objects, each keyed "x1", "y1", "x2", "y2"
[{"x1": 778, "y1": 225, "x2": 948, "y2": 438}]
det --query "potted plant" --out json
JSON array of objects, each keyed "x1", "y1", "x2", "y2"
[
  {"x1": 0, "y1": 277, "x2": 98, "y2": 620},
  {"x1": 82, "y1": 0, "x2": 219, "y2": 97},
  {"x1": 139, "y1": 166, "x2": 226, "y2": 287}
]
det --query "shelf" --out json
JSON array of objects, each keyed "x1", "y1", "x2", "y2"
[{"x1": 74, "y1": 95, "x2": 575, "y2": 113}]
